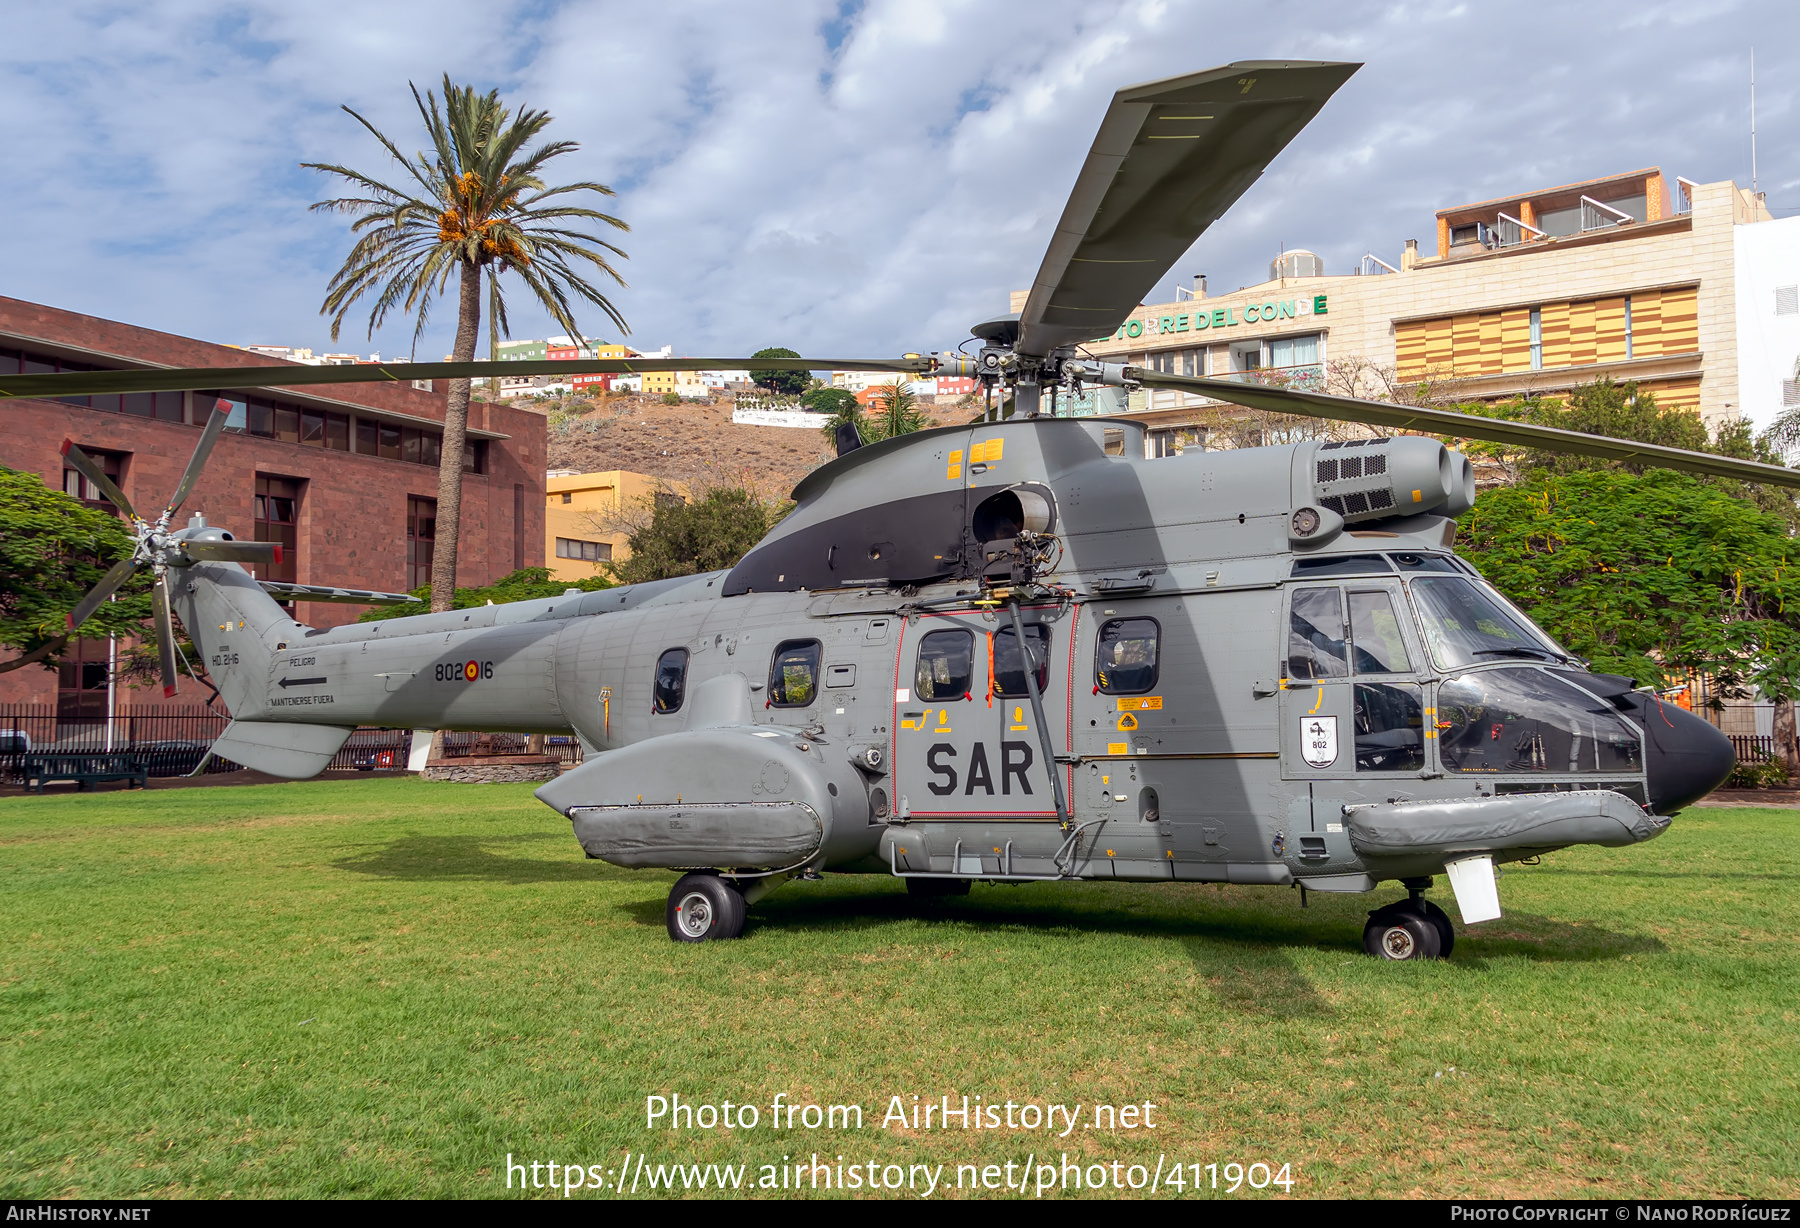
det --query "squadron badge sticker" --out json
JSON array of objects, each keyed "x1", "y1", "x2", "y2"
[{"x1": 1301, "y1": 716, "x2": 1339, "y2": 768}]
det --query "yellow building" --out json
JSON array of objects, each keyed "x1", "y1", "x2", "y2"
[
  {"x1": 545, "y1": 469, "x2": 665, "y2": 582},
  {"x1": 1080, "y1": 168, "x2": 1784, "y2": 439}
]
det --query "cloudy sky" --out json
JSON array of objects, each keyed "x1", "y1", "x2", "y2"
[{"x1": 3, "y1": 0, "x2": 1795, "y2": 365}]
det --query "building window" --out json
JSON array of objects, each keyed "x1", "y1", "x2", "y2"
[
  {"x1": 1529, "y1": 307, "x2": 1543, "y2": 371},
  {"x1": 254, "y1": 476, "x2": 300, "y2": 584},
  {"x1": 561, "y1": 491, "x2": 573, "y2": 504},
  {"x1": 57, "y1": 637, "x2": 111, "y2": 724},
  {"x1": 1624, "y1": 297, "x2": 1633, "y2": 361},
  {"x1": 407, "y1": 496, "x2": 436, "y2": 591},
  {"x1": 62, "y1": 448, "x2": 125, "y2": 510},
  {"x1": 1268, "y1": 333, "x2": 1320, "y2": 370},
  {"x1": 555, "y1": 537, "x2": 611, "y2": 562}
]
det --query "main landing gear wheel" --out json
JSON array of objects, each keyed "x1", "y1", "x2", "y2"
[
  {"x1": 906, "y1": 877, "x2": 971, "y2": 898},
  {"x1": 666, "y1": 873, "x2": 746, "y2": 942},
  {"x1": 1417, "y1": 899, "x2": 1456, "y2": 958},
  {"x1": 1362, "y1": 909, "x2": 1442, "y2": 961}
]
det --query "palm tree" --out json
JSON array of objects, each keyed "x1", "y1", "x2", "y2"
[
  {"x1": 868, "y1": 379, "x2": 928, "y2": 440},
  {"x1": 306, "y1": 75, "x2": 629, "y2": 612}
]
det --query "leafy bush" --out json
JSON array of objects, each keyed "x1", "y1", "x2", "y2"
[
  {"x1": 1726, "y1": 756, "x2": 1791, "y2": 790},
  {"x1": 660, "y1": 392, "x2": 681, "y2": 406}
]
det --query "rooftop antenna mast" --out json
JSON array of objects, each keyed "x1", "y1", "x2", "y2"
[{"x1": 1751, "y1": 47, "x2": 1759, "y2": 196}]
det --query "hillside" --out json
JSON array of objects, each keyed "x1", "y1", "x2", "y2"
[{"x1": 540, "y1": 391, "x2": 969, "y2": 500}]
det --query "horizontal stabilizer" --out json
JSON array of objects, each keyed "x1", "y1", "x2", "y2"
[
  {"x1": 259, "y1": 580, "x2": 422, "y2": 606},
  {"x1": 209, "y1": 720, "x2": 354, "y2": 779}
]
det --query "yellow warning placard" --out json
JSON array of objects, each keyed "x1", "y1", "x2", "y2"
[
  {"x1": 946, "y1": 450, "x2": 963, "y2": 481},
  {"x1": 1106, "y1": 742, "x2": 1129, "y2": 755},
  {"x1": 1117, "y1": 696, "x2": 1163, "y2": 711},
  {"x1": 1117, "y1": 713, "x2": 1138, "y2": 731}
]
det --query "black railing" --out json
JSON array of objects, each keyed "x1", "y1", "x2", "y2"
[
  {"x1": 1729, "y1": 734, "x2": 1776, "y2": 764},
  {"x1": 1, "y1": 704, "x2": 583, "y2": 783}
]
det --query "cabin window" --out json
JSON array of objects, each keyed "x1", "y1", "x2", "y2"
[
  {"x1": 1348, "y1": 590, "x2": 1413, "y2": 674},
  {"x1": 993, "y1": 624, "x2": 1052, "y2": 697},
  {"x1": 1287, "y1": 588, "x2": 1347, "y2": 679},
  {"x1": 1354, "y1": 683, "x2": 1425, "y2": 772},
  {"x1": 768, "y1": 639, "x2": 821, "y2": 707},
  {"x1": 915, "y1": 630, "x2": 973, "y2": 700},
  {"x1": 653, "y1": 648, "x2": 689, "y2": 714},
  {"x1": 1095, "y1": 618, "x2": 1159, "y2": 695}
]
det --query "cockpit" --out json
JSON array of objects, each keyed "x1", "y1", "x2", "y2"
[{"x1": 1283, "y1": 551, "x2": 1727, "y2": 811}]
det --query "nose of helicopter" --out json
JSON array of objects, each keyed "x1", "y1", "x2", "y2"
[{"x1": 1639, "y1": 697, "x2": 1736, "y2": 814}]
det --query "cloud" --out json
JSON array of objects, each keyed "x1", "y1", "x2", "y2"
[{"x1": 1, "y1": 0, "x2": 1795, "y2": 365}]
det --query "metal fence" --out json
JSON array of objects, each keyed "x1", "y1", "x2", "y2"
[{"x1": 1, "y1": 705, "x2": 583, "y2": 782}]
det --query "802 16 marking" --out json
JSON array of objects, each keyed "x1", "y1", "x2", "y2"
[{"x1": 435, "y1": 660, "x2": 494, "y2": 682}]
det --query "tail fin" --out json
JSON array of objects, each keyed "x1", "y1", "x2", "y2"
[{"x1": 164, "y1": 559, "x2": 302, "y2": 719}]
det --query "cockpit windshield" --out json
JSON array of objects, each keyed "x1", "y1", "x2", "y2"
[{"x1": 1408, "y1": 576, "x2": 1569, "y2": 670}]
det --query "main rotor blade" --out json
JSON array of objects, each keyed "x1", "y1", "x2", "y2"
[
  {"x1": 181, "y1": 540, "x2": 282, "y2": 565},
  {"x1": 59, "y1": 440, "x2": 137, "y2": 519},
  {"x1": 152, "y1": 573, "x2": 179, "y2": 699},
  {"x1": 164, "y1": 405, "x2": 229, "y2": 521},
  {"x1": 66, "y1": 556, "x2": 142, "y2": 633},
  {"x1": 1018, "y1": 60, "x2": 1359, "y2": 358},
  {"x1": 1130, "y1": 370, "x2": 1800, "y2": 489},
  {"x1": 0, "y1": 357, "x2": 935, "y2": 400}
]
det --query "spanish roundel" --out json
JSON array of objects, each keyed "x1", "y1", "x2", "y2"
[{"x1": 465, "y1": 660, "x2": 480, "y2": 681}]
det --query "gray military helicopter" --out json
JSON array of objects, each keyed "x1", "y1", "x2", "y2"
[{"x1": 13, "y1": 61, "x2": 1772, "y2": 958}]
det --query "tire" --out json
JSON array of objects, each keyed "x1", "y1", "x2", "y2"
[
  {"x1": 906, "y1": 877, "x2": 971, "y2": 898},
  {"x1": 666, "y1": 873, "x2": 746, "y2": 942},
  {"x1": 1418, "y1": 899, "x2": 1456, "y2": 958},
  {"x1": 1363, "y1": 911, "x2": 1442, "y2": 961}
]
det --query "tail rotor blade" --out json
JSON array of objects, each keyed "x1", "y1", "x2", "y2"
[
  {"x1": 66, "y1": 556, "x2": 141, "y2": 634},
  {"x1": 153, "y1": 573, "x2": 179, "y2": 699},
  {"x1": 59, "y1": 441, "x2": 137, "y2": 520},
  {"x1": 164, "y1": 405, "x2": 229, "y2": 521},
  {"x1": 182, "y1": 540, "x2": 281, "y2": 565}
]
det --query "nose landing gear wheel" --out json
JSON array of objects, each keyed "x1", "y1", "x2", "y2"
[
  {"x1": 666, "y1": 873, "x2": 747, "y2": 942},
  {"x1": 1362, "y1": 911, "x2": 1442, "y2": 961}
]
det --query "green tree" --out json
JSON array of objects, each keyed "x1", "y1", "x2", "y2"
[
  {"x1": 1517, "y1": 378, "x2": 1709, "y2": 475},
  {"x1": 1457, "y1": 468, "x2": 1800, "y2": 702},
  {"x1": 0, "y1": 467, "x2": 152, "y2": 675},
  {"x1": 804, "y1": 386, "x2": 864, "y2": 445},
  {"x1": 604, "y1": 484, "x2": 784, "y2": 584},
  {"x1": 749, "y1": 347, "x2": 810, "y2": 396},
  {"x1": 306, "y1": 74, "x2": 630, "y2": 614},
  {"x1": 356, "y1": 566, "x2": 611, "y2": 623}
]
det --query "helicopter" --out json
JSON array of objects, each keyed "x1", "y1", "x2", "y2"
[{"x1": 9, "y1": 60, "x2": 1772, "y2": 959}]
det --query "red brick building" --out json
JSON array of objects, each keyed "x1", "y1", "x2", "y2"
[{"x1": 0, "y1": 296, "x2": 546, "y2": 708}]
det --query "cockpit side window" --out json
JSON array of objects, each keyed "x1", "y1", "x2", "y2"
[
  {"x1": 1438, "y1": 668, "x2": 1642, "y2": 774},
  {"x1": 1095, "y1": 618, "x2": 1159, "y2": 695},
  {"x1": 1287, "y1": 588, "x2": 1347, "y2": 680},
  {"x1": 769, "y1": 639, "x2": 822, "y2": 707},
  {"x1": 1348, "y1": 590, "x2": 1413, "y2": 674},
  {"x1": 653, "y1": 648, "x2": 689, "y2": 714},
  {"x1": 915, "y1": 630, "x2": 973, "y2": 700}
]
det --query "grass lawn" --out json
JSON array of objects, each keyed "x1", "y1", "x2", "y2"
[{"x1": 1, "y1": 778, "x2": 1795, "y2": 1200}]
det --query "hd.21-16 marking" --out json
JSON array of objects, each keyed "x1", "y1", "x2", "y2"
[{"x1": 435, "y1": 660, "x2": 494, "y2": 683}]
